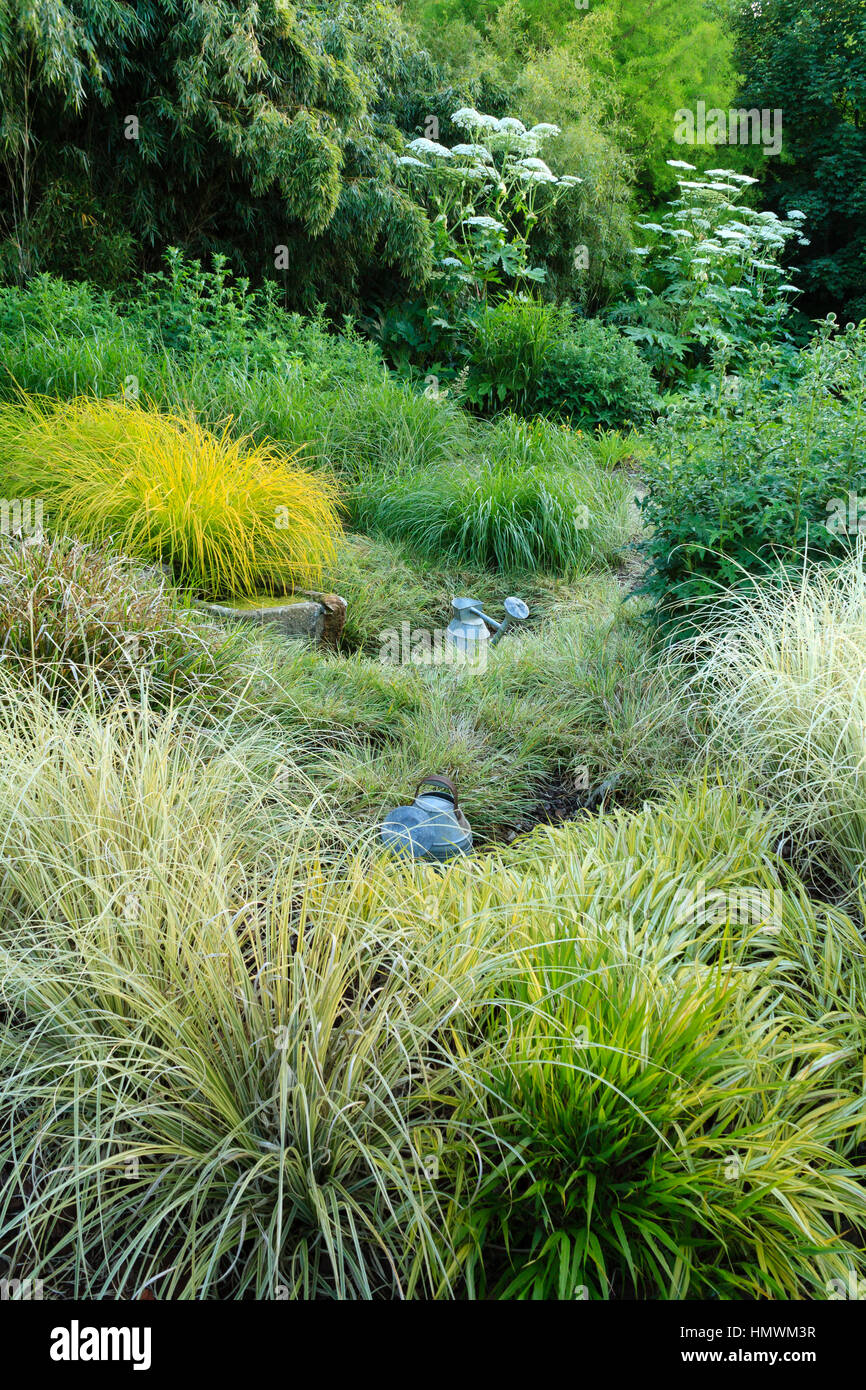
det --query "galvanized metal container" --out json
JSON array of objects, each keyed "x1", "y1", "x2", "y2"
[{"x1": 380, "y1": 775, "x2": 473, "y2": 862}]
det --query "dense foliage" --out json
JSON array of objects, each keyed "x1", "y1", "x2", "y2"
[
  {"x1": 465, "y1": 296, "x2": 656, "y2": 427},
  {"x1": 0, "y1": 533, "x2": 238, "y2": 703},
  {"x1": 608, "y1": 164, "x2": 808, "y2": 386},
  {"x1": 405, "y1": 0, "x2": 738, "y2": 197},
  {"x1": 733, "y1": 0, "x2": 866, "y2": 323},
  {"x1": 2, "y1": 0, "x2": 866, "y2": 1312},
  {"x1": 639, "y1": 321, "x2": 866, "y2": 632},
  {"x1": 0, "y1": 0, "x2": 440, "y2": 307}
]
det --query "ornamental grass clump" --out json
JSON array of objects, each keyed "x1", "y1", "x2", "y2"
[
  {"x1": 687, "y1": 544, "x2": 866, "y2": 893},
  {"x1": 384, "y1": 782, "x2": 866, "y2": 1299},
  {"x1": 0, "y1": 395, "x2": 342, "y2": 598},
  {"x1": 352, "y1": 417, "x2": 630, "y2": 574},
  {"x1": 0, "y1": 533, "x2": 239, "y2": 705},
  {"x1": 1, "y1": 698, "x2": 864, "y2": 1300},
  {"x1": 0, "y1": 683, "x2": 500, "y2": 1299}
]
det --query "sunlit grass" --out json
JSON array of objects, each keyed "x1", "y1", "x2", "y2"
[
  {"x1": 0, "y1": 681, "x2": 501, "y2": 1298},
  {"x1": 2, "y1": 715, "x2": 863, "y2": 1300},
  {"x1": 0, "y1": 395, "x2": 342, "y2": 597},
  {"x1": 687, "y1": 544, "x2": 866, "y2": 893}
]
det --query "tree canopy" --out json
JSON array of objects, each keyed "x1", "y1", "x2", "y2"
[
  {"x1": 0, "y1": 0, "x2": 439, "y2": 304},
  {"x1": 733, "y1": 0, "x2": 866, "y2": 322},
  {"x1": 404, "y1": 0, "x2": 737, "y2": 196}
]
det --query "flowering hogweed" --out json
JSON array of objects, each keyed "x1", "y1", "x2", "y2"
[
  {"x1": 395, "y1": 108, "x2": 575, "y2": 309},
  {"x1": 609, "y1": 161, "x2": 808, "y2": 383}
]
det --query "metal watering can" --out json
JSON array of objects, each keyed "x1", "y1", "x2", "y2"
[
  {"x1": 380, "y1": 775, "x2": 473, "y2": 862},
  {"x1": 446, "y1": 596, "x2": 529, "y2": 657}
]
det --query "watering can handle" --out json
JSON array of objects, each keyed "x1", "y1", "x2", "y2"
[{"x1": 415, "y1": 774, "x2": 459, "y2": 806}]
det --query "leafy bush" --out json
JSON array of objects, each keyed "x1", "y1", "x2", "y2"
[
  {"x1": 0, "y1": 535, "x2": 237, "y2": 705},
  {"x1": 639, "y1": 320, "x2": 866, "y2": 633},
  {"x1": 351, "y1": 416, "x2": 631, "y2": 572},
  {"x1": 534, "y1": 315, "x2": 657, "y2": 429},
  {"x1": 465, "y1": 297, "x2": 657, "y2": 428},
  {"x1": 0, "y1": 396, "x2": 342, "y2": 598}
]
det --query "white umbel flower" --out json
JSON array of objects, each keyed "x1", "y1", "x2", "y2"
[
  {"x1": 406, "y1": 137, "x2": 453, "y2": 158},
  {"x1": 465, "y1": 215, "x2": 506, "y2": 231},
  {"x1": 517, "y1": 157, "x2": 554, "y2": 175},
  {"x1": 451, "y1": 143, "x2": 494, "y2": 162}
]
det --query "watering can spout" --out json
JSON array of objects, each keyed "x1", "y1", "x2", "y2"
[{"x1": 491, "y1": 595, "x2": 529, "y2": 645}]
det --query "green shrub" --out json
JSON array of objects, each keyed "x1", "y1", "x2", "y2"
[
  {"x1": 605, "y1": 164, "x2": 807, "y2": 387},
  {"x1": 640, "y1": 320, "x2": 866, "y2": 634},
  {"x1": 535, "y1": 315, "x2": 657, "y2": 428},
  {"x1": 464, "y1": 296, "x2": 657, "y2": 428}
]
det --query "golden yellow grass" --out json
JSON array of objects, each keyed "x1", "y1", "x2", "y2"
[{"x1": 0, "y1": 394, "x2": 342, "y2": 596}]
